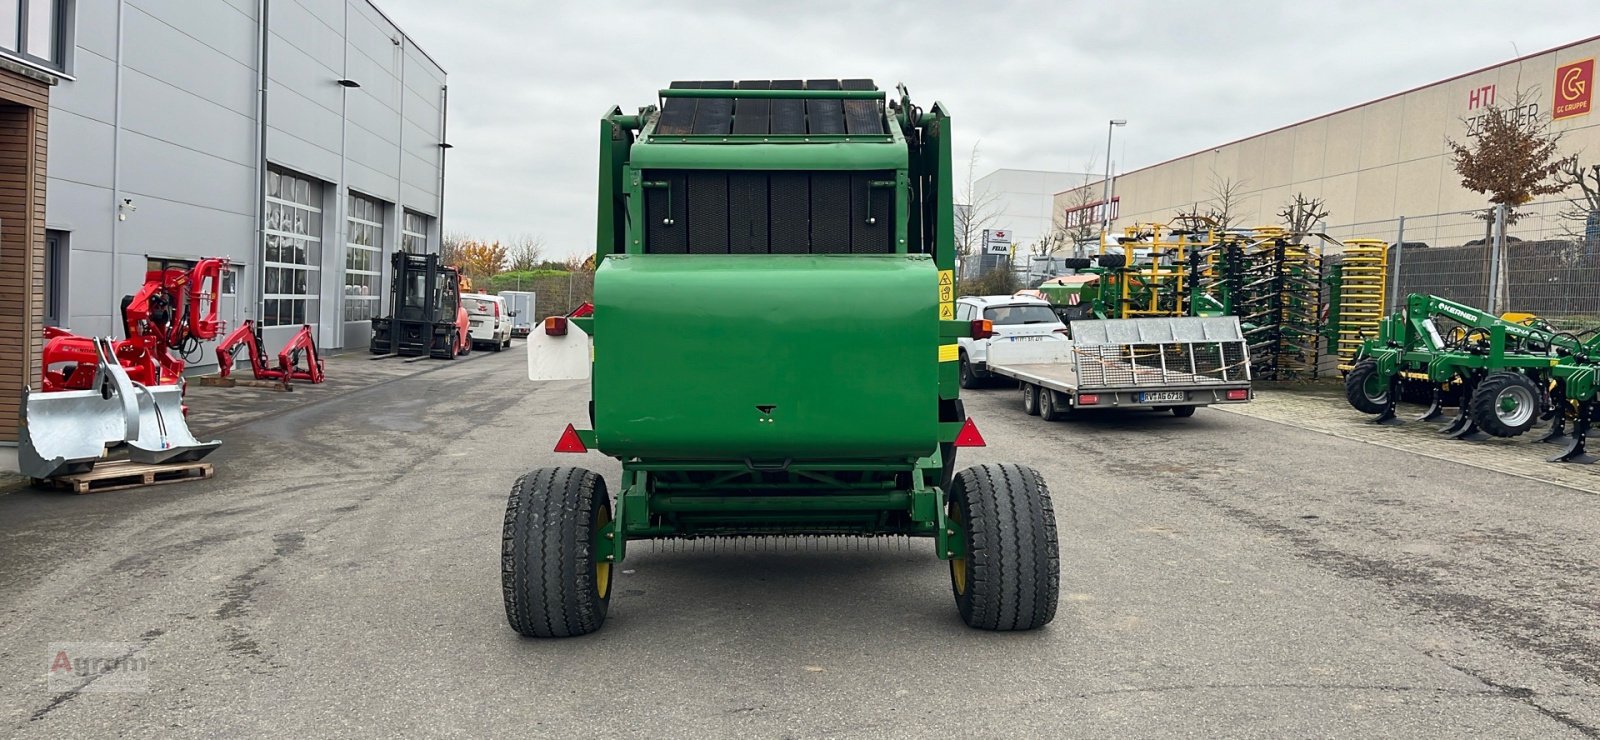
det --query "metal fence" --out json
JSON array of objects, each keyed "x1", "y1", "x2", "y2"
[
  {"x1": 1323, "y1": 198, "x2": 1600, "y2": 328},
  {"x1": 480, "y1": 272, "x2": 595, "y2": 318}
]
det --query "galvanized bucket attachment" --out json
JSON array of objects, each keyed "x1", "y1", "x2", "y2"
[
  {"x1": 18, "y1": 338, "x2": 221, "y2": 478},
  {"x1": 126, "y1": 382, "x2": 221, "y2": 465}
]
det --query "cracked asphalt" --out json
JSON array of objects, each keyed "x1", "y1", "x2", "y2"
[{"x1": 1, "y1": 349, "x2": 1598, "y2": 737}]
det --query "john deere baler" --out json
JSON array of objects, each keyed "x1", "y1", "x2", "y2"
[{"x1": 505, "y1": 80, "x2": 1059, "y2": 636}]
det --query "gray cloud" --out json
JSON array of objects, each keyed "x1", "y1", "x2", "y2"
[{"x1": 378, "y1": 0, "x2": 1597, "y2": 257}]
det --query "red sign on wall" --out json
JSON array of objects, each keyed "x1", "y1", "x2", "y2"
[{"x1": 1554, "y1": 58, "x2": 1594, "y2": 121}]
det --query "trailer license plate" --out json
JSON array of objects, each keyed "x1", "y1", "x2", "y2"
[{"x1": 1139, "y1": 391, "x2": 1185, "y2": 403}]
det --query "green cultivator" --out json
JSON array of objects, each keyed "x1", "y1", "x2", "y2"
[
  {"x1": 504, "y1": 80, "x2": 1060, "y2": 637},
  {"x1": 1346, "y1": 292, "x2": 1600, "y2": 463}
]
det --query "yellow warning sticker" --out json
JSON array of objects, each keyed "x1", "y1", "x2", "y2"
[
  {"x1": 938, "y1": 343, "x2": 959, "y2": 363},
  {"x1": 938, "y1": 284, "x2": 954, "y2": 302},
  {"x1": 939, "y1": 303, "x2": 955, "y2": 320},
  {"x1": 938, "y1": 270, "x2": 954, "y2": 286}
]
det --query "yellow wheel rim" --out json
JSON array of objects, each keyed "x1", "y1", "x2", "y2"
[
  {"x1": 948, "y1": 505, "x2": 967, "y2": 596},
  {"x1": 594, "y1": 505, "x2": 612, "y2": 599}
]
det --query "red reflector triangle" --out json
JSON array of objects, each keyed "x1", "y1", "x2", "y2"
[
  {"x1": 554, "y1": 424, "x2": 588, "y2": 453},
  {"x1": 953, "y1": 418, "x2": 986, "y2": 447}
]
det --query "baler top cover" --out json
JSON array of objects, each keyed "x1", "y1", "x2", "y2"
[{"x1": 652, "y1": 79, "x2": 887, "y2": 137}]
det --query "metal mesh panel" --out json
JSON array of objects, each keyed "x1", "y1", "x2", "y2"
[
  {"x1": 645, "y1": 170, "x2": 893, "y2": 255},
  {"x1": 1072, "y1": 341, "x2": 1250, "y2": 388},
  {"x1": 769, "y1": 79, "x2": 805, "y2": 134},
  {"x1": 841, "y1": 78, "x2": 884, "y2": 135},
  {"x1": 769, "y1": 173, "x2": 810, "y2": 253},
  {"x1": 850, "y1": 173, "x2": 892, "y2": 253},
  {"x1": 686, "y1": 172, "x2": 729, "y2": 254},
  {"x1": 656, "y1": 81, "x2": 699, "y2": 135},
  {"x1": 644, "y1": 172, "x2": 688, "y2": 253},
  {"x1": 690, "y1": 80, "x2": 734, "y2": 135},
  {"x1": 728, "y1": 172, "x2": 769, "y2": 254},
  {"x1": 804, "y1": 79, "x2": 845, "y2": 134},
  {"x1": 809, "y1": 172, "x2": 851, "y2": 249},
  {"x1": 732, "y1": 80, "x2": 770, "y2": 135}
]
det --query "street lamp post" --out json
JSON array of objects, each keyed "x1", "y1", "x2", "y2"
[{"x1": 1100, "y1": 119, "x2": 1127, "y2": 239}]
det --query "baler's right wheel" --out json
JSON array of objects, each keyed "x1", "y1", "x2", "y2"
[
  {"x1": 1021, "y1": 383, "x2": 1040, "y2": 416},
  {"x1": 1344, "y1": 359, "x2": 1389, "y2": 414},
  {"x1": 1469, "y1": 371, "x2": 1540, "y2": 438},
  {"x1": 502, "y1": 467, "x2": 613, "y2": 638},
  {"x1": 947, "y1": 464, "x2": 1059, "y2": 631}
]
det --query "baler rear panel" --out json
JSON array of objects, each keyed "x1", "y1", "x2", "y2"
[{"x1": 593, "y1": 253, "x2": 939, "y2": 461}]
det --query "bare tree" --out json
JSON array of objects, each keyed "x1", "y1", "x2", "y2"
[
  {"x1": 955, "y1": 141, "x2": 1002, "y2": 259},
  {"x1": 1277, "y1": 193, "x2": 1330, "y2": 235},
  {"x1": 1204, "y1": 171, "x2": 1250, "y2": 230},
  {"x1": 506, "y1": 234, "x2": 546, "y2": 271},
  {"x1": 1555, "y1": 158, "x2": 1600, "y2": 241},
  {"x1": 1448, "y1": 90, "x2": 1568, "y2": 229}
]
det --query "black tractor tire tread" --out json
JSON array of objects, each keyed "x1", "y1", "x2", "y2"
[
  {"x1": 1344, "y1": 359, "x2": 1388, "y2": 415},
  {"x1": 502, "y1": 467, "x2": 611, "y2": 638},
  {"x1": 1060, "y1": 257, "x2": 1092, "y2": 270},
  {"x1": 1468, "y1": 372, "x2": 1539, "y2": 438},
  {"x1": 950, "y1": 463, "x2": 1059, "y2": 631}
]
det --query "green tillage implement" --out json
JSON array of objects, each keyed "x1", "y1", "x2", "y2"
[
  {"x1": 1346, "y1": 292, "x2": 1600, "y2": 463},
  {"x1": 503, "y1": 80, "x2": 1060, "y2": 637}
]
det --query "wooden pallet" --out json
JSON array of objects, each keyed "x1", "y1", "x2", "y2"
[
  {"x1": 42, "y1": 459, "x2": 214, "y2": 495},
  {"x1": 196, "y1": 374, "x2": 292, "y2": 391}
]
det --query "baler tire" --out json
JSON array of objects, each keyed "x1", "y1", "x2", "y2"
[
  {"x1": 502, "y1": 467, "x2": 613, "y2": 638},
  {"x1": 1344, "y1": 359, "x2": 1389, "y2": 415},
  {"x1": 947, "y1": 463, "x2": 1059, "y2": 631},
  {"x1": 1022, "y1": 383, "x2": 1040, "y2": 416},
  {"x1": 1469, "y1": 372, "x2": 1540, "y2": 438},
  {"x1": 1171, "y1": 406, "x2": 1196, "y2": 418}
]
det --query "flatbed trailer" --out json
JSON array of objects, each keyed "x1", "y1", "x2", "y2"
[{"x1": 986, "y1": 316, "x2": 1253, "y2": 418}]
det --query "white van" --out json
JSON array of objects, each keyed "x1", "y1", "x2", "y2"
[{"x1": 462, "y1": 293, "x2": 513, "y2": 351}]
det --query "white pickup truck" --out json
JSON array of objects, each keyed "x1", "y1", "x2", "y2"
[{"x1": 985, "y1": 316, "x2": 1253, "y2": 419}]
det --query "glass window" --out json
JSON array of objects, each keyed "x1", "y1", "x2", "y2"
[
  {"x1": 263, "y1": 167, "x2": 323, "y2": 327},
  {"x1": 345, "y1": 192, "x2": 386, "y2": 323},
  {"x1": 24, "y1": 0, "x2": 52, "y2": 61},
  {"x1": 402, "y1": 210, "x2": 430, "y2": 253},
  {"x1": 0, "y1": 0, "x2": 66, "y2": 69},
  {"x1": 0, "y1": 1, "x2": 17, "y2": 52},
  {"x1": 984, "y1": 304, "x2": 1060, "y2": 326}
]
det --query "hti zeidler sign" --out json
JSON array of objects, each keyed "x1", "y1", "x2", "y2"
[{"x1": 1554, "y1": 58, "x2": 1594, "y2": 121}]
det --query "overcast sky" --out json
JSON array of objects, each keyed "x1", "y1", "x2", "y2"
[{"x1": 377, "y1": 0, "x2": 1599, "y2": 259}]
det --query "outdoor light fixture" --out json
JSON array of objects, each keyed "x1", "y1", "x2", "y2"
[{"x1": 336, "y1": 78, "x2": 361, "y2": 88}]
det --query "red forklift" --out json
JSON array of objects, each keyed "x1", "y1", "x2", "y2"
[{"x1": 370, "y1": 251, "x2": 471, "y2": 359}]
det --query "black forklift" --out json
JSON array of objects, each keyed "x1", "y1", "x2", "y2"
[{"x1": 370, "y1": 252, "x2": 469, "y2": 360}]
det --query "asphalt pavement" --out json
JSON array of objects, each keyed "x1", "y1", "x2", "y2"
[{"x1": 2, "y1": 348, "x2": 1597, "y2": 737}]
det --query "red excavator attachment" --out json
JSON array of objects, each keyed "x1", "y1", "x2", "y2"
[{"x1": 215, "y1": 320, "x2": 324, "y2": 387}]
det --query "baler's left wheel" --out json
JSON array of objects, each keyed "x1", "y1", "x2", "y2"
[
  {"x1": 502, "y1": 467, "x2": 613, "y2": 638},
  {"x1": 947, "y1": 463, "x2": 1059, "y2": 631}
]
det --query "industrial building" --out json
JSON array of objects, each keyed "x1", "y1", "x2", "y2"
[
  {"x1": 0, "y1": 0, "x2": 446, "y2": 452},
  {"x1": 1056, "y1": 34, "x2": 1600, "y2": 248}
]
